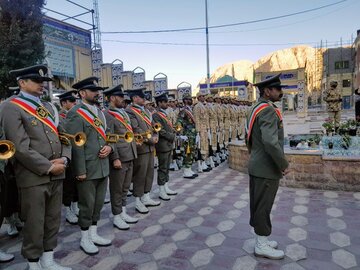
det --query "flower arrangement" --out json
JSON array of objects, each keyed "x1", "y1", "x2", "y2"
[{"x1": 322, "y1": 118, "x2": 334, "y2": 135}]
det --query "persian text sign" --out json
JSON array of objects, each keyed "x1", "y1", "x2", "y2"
[{"x1": 45, "y1": 42, "x2": 75, "y2": 78}]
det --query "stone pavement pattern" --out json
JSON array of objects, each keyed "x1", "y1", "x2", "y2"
[{"x1": 1, "y1": 163, "x2": 360, "y2": 270}]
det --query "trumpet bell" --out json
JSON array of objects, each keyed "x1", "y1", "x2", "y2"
[
  {"x1": 74, "y1": 132, "x2": 87, "y2": 147},
  {"x1": 175, "y1": 124, "x2": 182, "y2": 132},
  {"x1": 0, "y1": 140, "x2": 16, "y2": 160},
  {"x1": 124, "y1": 132, "x2": 134, "y2": 143},
  {"x1": 153, "y1": 123, "x2": 162, "y2": 132},
  {"x1": 145, "y1": 131, "x2": 152, "y2": 139}
]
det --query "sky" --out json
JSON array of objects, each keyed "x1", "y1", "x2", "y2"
[{"x1": 44, "y1": 0, "x2": 359, "y2": 89}]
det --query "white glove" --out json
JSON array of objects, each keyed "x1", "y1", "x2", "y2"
[
  {"x1": 207, "y1": 130, "x2": 211, "y2": 140},
  {"x1": 196, "y1": 133, "x2": 200, "y2": 144},
  {"x1": 180, "y1": 135, "x2": 188, "y2": 141}
]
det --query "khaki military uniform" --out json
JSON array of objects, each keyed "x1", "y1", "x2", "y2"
[
  {"x1": 323, "y1": 87, "x2": 342, "y2": 129},
  {"x1": 246, "y1": 97, "x2": 288, "y2": 236},
  {"x1": 230, "y1": 104, "x2": 238, "y2": 140},
  {"x1": 223, "y1": 104, "x2": 231, "y2": 146},
  {"x1": 126, "y1": 104, "x2": 158, "y2": 198},
  {"x1": 207, "y1": 102, "x2": 218, "y2": 151},
  {"x1": 105, "y1": 107, "x2": 137, "y2": 216},
  {"x1": 193, "y1": 101, "x2": 209, "y2": 158},
  {"x1": 0, "y1": 94, "x2": 71, "y2": 259},
  {"x1": 153, "y1": 109, "x2": 176, "y2": 186},
  {"x1": 214, "y1": 102, "x2": 224, "y2": 147},
  {"x1": 66, "y1": 102, "x2": 110, "y2": 229}
]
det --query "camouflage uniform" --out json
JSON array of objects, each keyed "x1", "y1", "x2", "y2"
[
  {"x1": 230, "y1": 101, "x2": 238, "y2": 141},
  {"x1": 206, "y1": 98, "x2": 218, "y2": 151},
  {"x1": 193, "y1": 97, "x2": 209, "y2": 159},
  {"x1": 223, "y1": 100, "x2": 231, "y2": 146},
  {"x1": 323, "y1": 81, "x2": 342, "y2": 130},
  {"x1": 214, "y1": 97, "x2": 224, "y2": 147}
]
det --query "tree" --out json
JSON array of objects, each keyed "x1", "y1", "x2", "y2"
[{"x1": 0, "y1": 0, "x2": 45, "y2": 97}]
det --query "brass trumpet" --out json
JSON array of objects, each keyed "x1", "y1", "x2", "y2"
[
  {"x1": 59, "y1": 132, "x2": 87, "y2": 147},
  {"x1": 134, "y1": 130, "x2": 152, "y2": 144},
  {"x1": 0, "y1": 140, "x2": 16, "y2": 160},
  {"x1": 106, "y1": 131, "x2": 134, "y2": 143},
  {"x1": 152, "y1": 122, "x2": 162, "y2": 132},
  {"x1": 174, "y1": 123, "x2": 182, "y2": 132}
]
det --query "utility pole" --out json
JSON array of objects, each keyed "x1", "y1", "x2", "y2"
[{"x1": 205, "y1": 0, "x2": 210, "y2": 95}]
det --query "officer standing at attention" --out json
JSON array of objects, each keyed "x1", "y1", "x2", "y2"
[
  {"x1": 103, "y1": 85, "x2": 139, "y2": 230},
  {"x1": 66, "y1": 77, "x2": 112, "y2": 255},
  {"x1": 245, "y1": 73, "x2": 290, "y2": 260},
  {"x1": 126, "y1": 88, "x2": 160, "y2": 214},
  {"x1": 193, "y1": 92, "x2": 211, "y2": 173},
  {"x1": 152, "y1": 93, "x2": 177, "y2": 201},
  {"x1": 0, "y1": 65, "x2": 71, "y2": 270},
  {"x1": 323, "y1": 81, "x2": 342, "y2": 133},
  {"x1": 58, "y1": 90, "x2": 80, "y2": 225}
]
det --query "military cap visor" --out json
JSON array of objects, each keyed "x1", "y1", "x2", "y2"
[
  {"x1": 72, "y1": 76, "x2": 104, "y2": 91},
  {"x1": 103, "y1": 84, "x2": 124, "y2": 97},
  {"x1": 254, "y1": 73, "x2": 287, "y2": 89},
  {"x1": 58, "y1": 90, "x2": 78, "y2": 101},
  {"x1": 9, "y1": 64, "x2": 53, "y2": 82},
  {"x1": 128, "y1": 88, "x2": 147, "y2": 98},
  {"x1": 154, "y1": 92, "x2": 168, "y2": 102}
]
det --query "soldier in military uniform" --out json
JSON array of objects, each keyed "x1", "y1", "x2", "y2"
[
  {"x1": 0, "y1": 65, "x2": 71, "y2": 270},
  {"x1": 323, "y1": 81, "x2": 342, "y2": 133},
  {"x1": 152, "y1": 93, "x2": 178, "y2": 201},
  {"x1": 176, "y1": 94, "x2": 198, "y2": 179},
  {"x1": 58, "y1": 90, "x2": 79, "y2": 225},
  {"x1": 126, "y1": 88, "x2": 160, "y2": 214},
  {"x1": 246, "y1": 74, "x2": 289, "y2": 260},
  {"x1": 66, "y1": 77, "x2": 112, "y2": 255},
  {"x1": 193, "y1": 92, "x2": 211, "y2": 173},
  {"x1": 103, "y1": 85, "x2": 139, "y2": 230},
  {"x1": 205, "y1": 94, "x2": 218, "y2": 167},
  {"x1": 0, "y1": 128, "x2": 15, "y2": 263},
  {"x1": 222, "y1": 97, "x2": 231, "y2": 156}
]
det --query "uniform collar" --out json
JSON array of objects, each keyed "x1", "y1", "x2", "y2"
[{"x1": 20, "y1": 91, "x2": 42, "y2": 104}]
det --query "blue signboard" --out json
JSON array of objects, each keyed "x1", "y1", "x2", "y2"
[
  {"x1": 45, "y1": 42, "x2": 75, "y2": 78},
  {"x1": 199, "y1": 80, "x2": 247, "y2": 89}
]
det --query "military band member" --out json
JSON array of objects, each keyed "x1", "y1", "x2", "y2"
[
  {"x1": 323, "y1": 81, "x2": 342, "y2": 133},
  {"x1": 0, "y1": 128, "x2": 15, "y2": 263},
  {"x1": 166, "y1": 96, "x2": 180, "y2": 171},
  {"x1": 193, "y1": 92, "x2": 211, "y2": 173},
  {"x1": 223, "y1": 97, "x2": 231, "y2": 154},
  {"x1": 126, "y1": 88, "x2": 160, "y2": 214},
  {"x1": 103, "y1": 85, "x2": 139, "y2": 230},
  {"x1": 66, "y1": 77, "x2": 112, "y2": 255},
  {"x1": 0, "y1": 65, "x2": 71, "y2": 270},
  {"x1": 58, "y1": 90, "x2": 79, "y2": 225},
  {"x1": 176, "y1": 94, "x2": 198, "y2": 179},
  {"x1": 246, "y1": 74, "x2": 289, "y2": 260},
  {"x1": 153, "y1": 93, "x2": 177, "y2": 201}
]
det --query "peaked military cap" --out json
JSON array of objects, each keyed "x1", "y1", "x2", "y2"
[
  {"x1": 58, "y1": 90, "x2": 78, "y2": 102},
  {"x1": 128, "y1": 87, "x2": 147, "y2": 98},
  {"x1": 72, "y1": 76, "x2": 104, "y2": 91},
  {"x1": 182, "y1": 93, "x2": 192, "y2": 100},
  {"x1": 196, "y1": 91, "x2": 207, "y2": 98},
  {"x1": 9, "y1": 64, "x2": 53, "y2": 82},
  {"x1": 254, "y1": 73, "x2": 286, "y2": 89},
  {"x1": 103, "y1": 84, "x2": 124, "y2": 97},
  {"x1": 154, "y1": 92, "x2": 168, "y2": 102}
]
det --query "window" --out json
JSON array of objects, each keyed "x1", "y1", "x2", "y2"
[
  {"x1": 342, "y1": 79, "x2": 351, "y2": 88},
  {"x1": 335, "y1": 61, "x2": 349, "y2": 69}
]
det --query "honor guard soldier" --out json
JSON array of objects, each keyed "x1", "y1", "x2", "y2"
[
  {"x1": 176, "y1": 94, "x2": 198, "y2": 178},
  {"x1": 126, "y1": 88, "x2": 160, "y2": 214},
  {"x1": 323, "y1": 81, "x2": 342, "y2": 133},
  {"x1": 193, "y1": 92, "x2": 211, "y2": 173},
  {"x1": 222, "y1": 97, "x2": 231, "y2": 154},
  {"x1": 103, "y1": 85, "x2": 139, "y2": 230},
  {"x1": 58, "y1": 90, "x2": 80, "y2": 225},
  {"x1": 245, "y1": 74, "x2": 290, "y2": 260},
  {"x1": 153, "y1": 93, "x2": 177, "y2": 201},
  {"x1": 0, "y1": 128, "x2": 15, "y2": 264},
  {"x1": 0, "y1": 65, "x2": 71, "y2": 270},
  {"x1": 66, "y1": 77, "x2": 112, "y2": 255},
  {"x1": 205, "y1": 94, "x2": 218, "y2": 167}
]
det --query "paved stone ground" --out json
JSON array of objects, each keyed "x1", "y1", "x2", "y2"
[{"x1": 1, "y1": 162, "x2": 360, "y2": 270}]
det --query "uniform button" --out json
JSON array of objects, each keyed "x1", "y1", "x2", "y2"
[
  {"x1": 45, "y1": 131, "x2": 49, "y2": 134},
  {"x1": 50, "y1": 141, "x2": 53, "y2": 144},
  {"x1": 53, "y1": 152, "x2": 56, "y2": 155}
]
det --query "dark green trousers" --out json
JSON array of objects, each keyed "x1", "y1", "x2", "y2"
[
  {"x1": 76, "y1": 177, "x2": 107, "y2": 228},
  {"x1": 20, "y1": 180, "x2": 63, "y2": 259},
  {"x1": 157, "y1": 150, "x2": 172, "y2": 186},
  {"x1": 132, "y1": 152, "x2": 154, "y2": 197},
  {"x1": 62, "y1": 166, "x2": 78, "y2": 207},
  {"x1": 249, "y1": 175, "x2": 279, "y2": 236}
]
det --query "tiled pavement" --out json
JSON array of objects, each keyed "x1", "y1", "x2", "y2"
[{"x1": 1, "y1": 162, "x2": 360, "y2": 270}]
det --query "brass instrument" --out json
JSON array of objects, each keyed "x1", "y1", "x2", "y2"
[
  {"x1": 134, "y1": 130, "x2": 152, "y2": 144},
  {"x1": 0, "y1": 140, "x2": 16, "y2": 160},
  {"x1": 59, "y1": 132, "x2": 87, "y2": 147},
  {"x1": 174, "y1": 123, "x2": 182, "y2": 132},
  {"x1": 106, "y1": 131, "x2": 134, "y2": 143},
  {"x1": 152, "y1": 122, "x2": 162, "y2": 132}
]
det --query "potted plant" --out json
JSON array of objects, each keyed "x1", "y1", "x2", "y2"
[
  {"x1": 322, "y1": 119, "x2": 334, "y2": 136},
  {"x1": 328, "y1": 141, "x2": 334, "y2": 149},
  {"x1": 341, "y1": 134, "x2": 351, "y2": 149},
  {"x1": 339, "y1": 121, "x2": 350, "y2": 136},
  {"x1": 348, "y1": 119, "x2": 357, "y2": 136}
]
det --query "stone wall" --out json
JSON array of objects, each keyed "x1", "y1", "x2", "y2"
[{"x1": 228, "y1": 141, "x2": 360, "y2": 191}]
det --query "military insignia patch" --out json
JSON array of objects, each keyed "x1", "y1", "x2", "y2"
[
  {"x1": 39, "y1": 69, "x2": 44, "y2": 76},
  {"x1": 93, "y1": 80, "x2": 98, "y2": 86},
  {"x1": 94, "y1": 118, "x2": 101, "y2": 127},
  {"x1": 31, "y1": 119, "x2": 38, "y2": 126},
  {"x1": 36, "y1": 107, "x2": 49, "y2": 119}
]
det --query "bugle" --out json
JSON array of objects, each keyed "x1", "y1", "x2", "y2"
[
  {"x1": 0, "y1": 140, "x2": 16, "y2": 160},
  {"x1": 59, "y1": 132, "x2": 87, "y2": 147},
  {"x1": 106, "y1": 131, "x2": 134, "y2": 143},
  {"x1": 134, "y1": 130, "x2": 152, "y2": 144},
  {"x1": 174, "y1": 123, "x2": 182, "y2": 132},
  {"x1": 152, "y1": 122, "x2": 162, "y2": 132}
]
